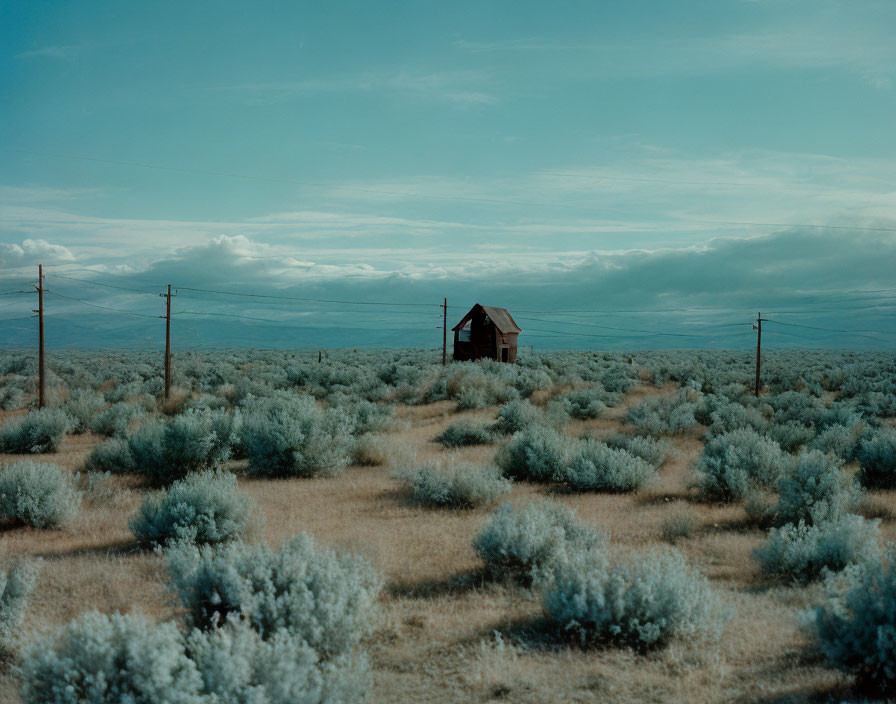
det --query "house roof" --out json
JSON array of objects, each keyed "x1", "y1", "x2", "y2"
[{"x1": 452, "y1": 303, "x2": 522, "y2": 334}]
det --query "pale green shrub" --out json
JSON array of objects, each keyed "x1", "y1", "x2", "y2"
[
  {"x1": 626, "y1": 393, "x2": 697, "y2": 436},
  {"x1": 809, "y1": 423, "x2": 865, "y2": 463},
  {"x1": 495, "y1": 426, "x2": 578, "y2": 482},
  {"x1": 603, "y1": 433, "x2": 671, "y2": 468},
  {"x1": 128, "y1": 411, "x2": 231, "y2": 485},
  {"x1": 756, "y1": 515, "x2": 881, "y2": 582},
  {"x1": 130, "y1": 471, "x2": 258, "y2": 547},
  {"x1": 0, "y1": 408, "x2": 70, "y2": 453},
  {"x1": 186, "y1": 622, "x2": 369, "y2": 703},
  {"x1": 810, "y1": 547, "x2": 896, "y2": 694},
  {"x1": 239, "y1": 395, "x2": 351, "y2": 478},
  {"x1": 397, "y1": 462, "x2": 511, "y2": 508},
  {"x1": 695, "y1": 428, "x2": 792, "y2": 501},
  {"x1": 562, "y1": 439, "x2": 656, "y2": 492},
  {"x1": 543, "y1": 547, "x2": 726, "y2": 650},
  {"x1": 84, "y1": 437, "x2": 135, "y2": 474},
  {"x1": 20, "y1": 611, "x2": 203, "y2": 704},
  {"x1": 0, "y1": 461, "x2": 81, "y2": 528},
  {"x1": 62, "y1": 390, "x2": 106, "y2": 434},
  {"x1": 90, "y1": 401, "x2": 146, "y2": 437},
  {"x1": 857, "y1": 428, "x2": 896, "y2": 489},
  {"x1": 167, "y1": 533, "x2": 382, "y2": 658},
  {"x1": 550, "y1": 387, "x2": 615, "y2": 419},
  {"x1": 436, "y1": 420, "x2": 497, "y2": 448},
  {"x1": 351, "y1": 433, "x2": 392, "y2": 466},
  {"x1": 765, "y1": 421, "x2": 816, "y2": 453},
  {"x1": 774, "y1": 450, "x2": 863, "y2": 526},
  {"x1": 473, "y1": 500, "x2": 603, "y2": 581},
  {"x1": 492, "y1": 399, "x2": 552, "y2": 435},
  {"x1": 1, "y1": 557, "x2": 38, "y2": 652}
]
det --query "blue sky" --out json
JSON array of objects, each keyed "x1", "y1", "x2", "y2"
[{"x1": 1, "y1": 1, "x2": 894, "y2": 349}]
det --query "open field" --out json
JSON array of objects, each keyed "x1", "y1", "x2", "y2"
[{"x1": 1, "y1": 349, "x2": 895, "y2": 703}]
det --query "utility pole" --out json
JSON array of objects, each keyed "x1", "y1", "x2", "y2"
[
  {"x1": 35, "y1": 264, "x2": 45, "y2": 408},
  {"x1": 441, "y1": 298, "x2": 447, "y2": 366},
  {"x1": 161, "y1": 285, "x2": 173, "y2": 401},
  {"x1": 753, "y1": 312, "x2": 765, "y2": 398}
]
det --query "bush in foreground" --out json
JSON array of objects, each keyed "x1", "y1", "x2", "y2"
[
  {"x1": 0, "y1": 461, "x2": 81, "y2": 528},
  {"x1": 695, "y1": 428, "x2": 791, "y2": 501},
  {"x1": 1, "y1": 557, "x2": 38, "y2": 653},
  {"x1": 436, "y1": 420, "x2": 497, "y2": 448},
  {"x1": 0, "y1": 408, "x2": 70, "y2": 454},
  {"x1": 168, "y1": 533, "x2": 382, "y2": 658},
  {"x1": 774, "y1": 450, "x2": 863, "y2": 526},
  {"x1": 397, "y1": 462, "x2": 510, "y2": 508},
  {"x1": 755, "y1": 515, "x2": 881, "y2": 583},
  {"x1": 810, "y1": 547, "x2": 896, "y2": 695},
  {"x1": 561, "y1": 439, "x2": 656, "y2": 492},
  {"x1": 128, "y1": 411, "x2": 232, "y2": 485},
  {"x1": 543, "y1": 547, "x2": 727, "y2": 650},
  {"x1": 20, "y1": 612, "x2": 200, "y2": 704},
  {"x1": 473, "y1": 500, "x2": 602, "y2": 582},
  {"x1": 130, "y1": 471, "x2": 258, "y2": 547},
  {"x1": 857, "y1": 427, "x2": 896, "y2": 489},
  {"x1": 84, "y1": 437, "x2": 136, "y2": 474},
  {"x1": 495, "y1": 426, "x2": 578, "y2": 482},
  {"x1": 240, "y1": 395, "x2": 351, "y2": 478}
]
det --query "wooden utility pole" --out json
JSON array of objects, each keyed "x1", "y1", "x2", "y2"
[
  {"x1": 35, "y1": 264, "x2": 45, "y2": 408},
  {"x1": 441, "y1": 298, "x2": 447, "y2": 366},
  {"x1": 162, "y1": 285, "x2": 173, "y2": 401},
  {"x1": 753, "y1": 312, "x2": 764, "y2": 398}
]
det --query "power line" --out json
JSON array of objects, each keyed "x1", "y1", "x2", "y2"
[
  {"x1": 763, "y1": 318, "x2": 893, "y2": 336},
  {"x1": 0, "y1": 290, "x2": 31, "y2": 296},
  {"x1": 44, "y1": 290, "x2": 163, "y2": 319},
  {"x1": 47, "y1": 273, "x2": 162, "y2": 294},
  {"x1": 514, "y1": 314, "x2": 749, "y2": 338},
  {"x1": 0, "y1": 315, "x2": 37, "y2": 322},
  {"x1": 176, "y1": 286, "x2": 441, "y2": 308}
]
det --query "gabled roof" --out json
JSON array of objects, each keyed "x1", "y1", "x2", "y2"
[{"x1": 452, "y1": 303, "x2": 522, "y2": 334}]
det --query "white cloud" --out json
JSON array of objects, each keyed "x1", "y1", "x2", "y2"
[
  {"x1": 15, "y1": 45, "x2": 76, "y2": 60},
  {"x1": 0, "y1": 239, "x2": 76, "y2": 267}
]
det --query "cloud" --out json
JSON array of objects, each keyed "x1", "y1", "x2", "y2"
[
  {"x1": 0, "y1": 239, "x2": 76, "y2": 267},
  {"x1": 15, "y1": 45, "x2": 76, "y2": 60},
  {"x1": 212, "y1": 68, "x2": 497, "y2": 106}
]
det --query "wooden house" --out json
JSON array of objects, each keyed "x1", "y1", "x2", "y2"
[{"x1": 451, "y1": 303, "x2": 521, "y2": 363}]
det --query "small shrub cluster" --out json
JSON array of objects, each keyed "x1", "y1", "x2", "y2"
[
  {"x1": 168, "y1": 534, "x2": 382, "y2": 657},
  {"x1": 625, "y1": 390, "x2": 697, "y2": 436},
  {"x1": 473, "y1": 500, "x2": 603, "y2": 582},
  {"x1": 240, "y1": 394, "x2": 351, "y2": 478},
  {"x1": 561, "y1": 438, "x2": 656, "y2": 492},
  {"x1": 491, "y1": 399, "x2": 561, "y2": 436},
  {"x1": 0, "y1": 461, "x2": 81, "y2": 528},
  {"x1": 130, "y1": 471, "x2": 258, "y2": 547},
  {"x1": 84, "y1": 437, "x2": 136, "y2": 474},
  {"x1": 773, "y1": 450, "x2": 863, "y2": 526},
  {"x1": 398, "y1": 462, "x2": 511, "y2": 508},
  {"x1": 603, "y1": 433, "x2": 671, "y2": 469},
  {"x1": 21, "y1": 533, "x2": 381, "y2": 703},
  {"x1": 755, "y1": 515, "x2": 881, "y2": 583},
  {"x1": 495, "y1": 426, "x2": 577, "y2": 482},
  {"x1": 857, "y1": 427, "x2": 896, "y2": 489},
  {"x1": 0, "y1": 408, "x2": 70, "y2": 454},
  {"x1": 549, "y1": 386, "x2": 619, "y2": 419},
  {"x1": 128, "y1": 410, "x2": 233, "y2": 484},
  {"x1": 809, "y1": 547, "x2": 896, "y2": 695},
  {"x1": 62, "y1": 390, "x2": 106, "y2": 434},
  {"x1": 695, "y1": 428, "x2": 791, "y2": 501},
  {"x1": 1, "y1": 557, "x2": 38, "y2": 653},
  {"x1": 436, "y1": 420, "x2": 497, "y2": 448},
  {"x1": 90, "y1": 401, "x2": 146, "y2": 437},
  {"x1": 543, "y1": 547, "x2": 727, "y2": 650}
]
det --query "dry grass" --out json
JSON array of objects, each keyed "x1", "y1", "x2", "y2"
[{"x1": 1, "y1": 386, "x2": 894, "y2": 703}]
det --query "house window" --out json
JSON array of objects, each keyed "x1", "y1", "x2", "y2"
[{"x1": 458, "y1": 320, "x2": 471, "y2": 342}]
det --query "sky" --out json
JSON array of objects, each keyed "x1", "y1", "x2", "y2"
[{"x1": 1, "y1": 0, "x2": 894, "y2": 351}]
